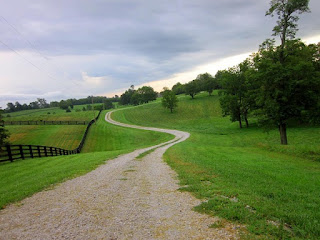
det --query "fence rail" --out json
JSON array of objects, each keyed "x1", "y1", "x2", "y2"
[
  {"x1": 0, "y1": 110, "x2": 101, "y2": 163},
  {"x1": 0, "y1": 120, "x2": 89, "y2": 126}
]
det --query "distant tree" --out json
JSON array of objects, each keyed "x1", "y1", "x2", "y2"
[
  {"x1": 196, "y1": 73, "x2": 217, "y2": 95},
  {"x1": 29, "y1": 101, "x2": 40, "y2": 109},
  {"x1": 59, "y1": 100, "x2": 69, "y2": 110},
  {"x1": 103, "y1": 99, "x2": 114, "y2": 110},
  {"x1": 6, "y1": 102, "x2": 15, "y2": 112},
  {"x1": 162, "y1": 89, "x2": 178, "y2": 113},
  {"x1": 137, "y1": 86, "x2": 157, "y2": 103},
  {"x1": 66, "y1": 108, "x2": 71, "y2": 113},
  {"x1": 185, "y1": 80, "x2": 200, "y2": 99},
  {"x1": 37, "y1": 98, "x2": 49, "y2": 108},
  {"x1": 50, "y1": 101, "x2": 59, "y2": 107},
  {"x1": 172, "y1": 82, "x2": 185, "y2": 95},
  {"x1": 120, "y1": 88, "x2": 135, "y2": 105},
  {"x1": 0, "y1": 109, "x2": 9, "y2": 147},
  {"x1": 15, "y1": 102, "x2": 22, "y2": 111}
]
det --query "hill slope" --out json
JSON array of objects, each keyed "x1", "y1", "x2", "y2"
[{"x1": 112, "y1": 92, "x2": 320, "y2": 240}]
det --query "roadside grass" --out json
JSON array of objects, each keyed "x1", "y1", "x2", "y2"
[
  {"x1": 81, "y1": 110, "x2": 174, "y2": 153},
  {"x1": 0, "y1": 110, "x2": 174, "y2": 209},
  {"x1": 7, "y1": 125, "x2": 86, "y2": 149},
  {"x1": 0, "y1": 151, "x2": 125, "y2": 209},
  {"x1": 112, "y1": 92, "x2": 320, "y2": 239}
]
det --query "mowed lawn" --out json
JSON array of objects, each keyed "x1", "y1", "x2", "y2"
[
  {"x1": 0, "y1": 110, "x2": 173, "y2": 209},
  {"x1": 112, "y1": 92, "x2": 320, "y2": 240},
  {"x1": 7, "y1": 125, "x2": 86, "y2": 149}
]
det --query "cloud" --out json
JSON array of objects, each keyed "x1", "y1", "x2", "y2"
[{"x1": 0, "y1": 0, "x2": 320, "y2": 108}]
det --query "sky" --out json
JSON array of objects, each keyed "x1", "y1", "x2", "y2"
[{"x1": 1, "y1": 0, "x2": 320, "y2": 108}]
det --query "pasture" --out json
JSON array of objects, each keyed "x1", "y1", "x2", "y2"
[{"x1": 112, "y1": 92, "x2": 320, "y2": 240}]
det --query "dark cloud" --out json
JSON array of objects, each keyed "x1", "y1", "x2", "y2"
[{"x1": 1, "y1": 0, "x2": 320, "y2": 106}]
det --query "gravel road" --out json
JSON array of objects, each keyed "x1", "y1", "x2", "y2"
[{"x1": 0, "y1": 111, "x2": 239, "y2": 239}]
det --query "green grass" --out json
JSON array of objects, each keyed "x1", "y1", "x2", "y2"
[
  {"x1": 81, "y1": 110, "x2": 174, "y2": 153},
  {"x1": 0, "y1": 109, "x2": 174, "y2": 209},
  {"x1": 7, "y1": 125, "x2": 86, "y2": 149},
  {"x1": 4, "y1": 105, "x2": 99, "y2": 121},
  {"x1": 112, "y1": 91, "x2": 320, "y2": 239}
]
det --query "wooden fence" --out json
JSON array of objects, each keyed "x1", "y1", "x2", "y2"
[
  {"x1": 0, "y1": 110, "x2": 101, "y2": 163},
  {"x1": 0, "y1": 120, "x2": 89, "y2": 126}
]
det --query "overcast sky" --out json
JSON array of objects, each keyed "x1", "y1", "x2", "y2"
[{"x1": 1, "y1": 0, "x2": 320, "y2": 108}]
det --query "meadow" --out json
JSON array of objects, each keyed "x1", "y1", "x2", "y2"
[
  {"x1": 112, "y1": 92, "x2": 320, "y2": 240},
  {"x1": 3, "y1": 105, "x2": 99, "y2": 121},
  {"x1": 0, "y1": 110, "x2": 173, "y2": 209}
]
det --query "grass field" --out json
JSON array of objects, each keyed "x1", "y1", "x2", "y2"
[
  {"x1": 112, "y1": 92, "x2": 320, "y2": 239},
  {"x1": 0, "y1": 110, "x2": 173, "y2": 209},
  {"x1": 7, "y1": 125, "x2": 86, "y2": 149},
  {"x1": 3, "y1": 105, "x2": 99, "y2": 121}
]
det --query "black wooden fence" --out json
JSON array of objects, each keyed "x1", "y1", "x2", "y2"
[
  {"x1": 0, "y1": 110, "x2": 101, "y2": 163},
  {"x1": 0, "y1": 120, "x2": 89, "y2": 126}
]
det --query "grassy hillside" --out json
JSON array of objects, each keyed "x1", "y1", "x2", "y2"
[
  {"x1": 82, "y1": 110, "x2": 174, "y2": 153},
  {"x1": 4, "y1": 106, "x2": 99, "y2": 121},
  {"x1": 112, "y1": 92, "x2": 320, "y2": 240},
  {"x1": 0, "y1": 110, "x2": 173, "y2": 209}
]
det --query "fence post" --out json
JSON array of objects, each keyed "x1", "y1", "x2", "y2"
[
  {"x1": 37, "y1": 146, "x2": 41, "y2": 157},
  {"x1": 19, "y1": 145, "x2": 25, "y2": 159},
  {"x1": 29, "y1": 145, "x2": 33, "y2": 158},
  {"x1": 44, "y1": 146, "x2": 48, "y2": 157},
  {"x1": 54, "y1": 148, "x2": 57, "y2": 156},
  {"x1": 6, "y1": 145, "x2": 13, "y2": 162},
  {"x1": 50, "y1": 147, "x2": 53, "y2": 156}
]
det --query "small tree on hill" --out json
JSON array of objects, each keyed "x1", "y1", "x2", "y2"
[
  {"x1": 185, "y1": 80, "x2": 200, "y2": 99},
  {"x1": 162, "y1": 89, "x2": 178, "y2": 113}
]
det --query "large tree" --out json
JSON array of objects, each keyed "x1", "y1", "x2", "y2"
[
  {"x1": 253, "y1": 40, "x2": 320, "y2": 144},
  {"x1": 185, "y1": 80, "x2": 200, "y2": 99},
  {"x1": 256, "y1": 0, "x2": 311, "y2": 144},
  {"x1": 196, "y1": 73, "x2": 217, "y2": 96}
]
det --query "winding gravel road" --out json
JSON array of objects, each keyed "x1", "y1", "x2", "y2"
[{"x1": 0, "y1": 111, "x2": 239, "y2": 239}]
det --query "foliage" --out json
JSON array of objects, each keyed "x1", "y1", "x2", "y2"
[
  {"x1": 103, "y1": 99, "x2": 114, "y2": 110},
  {"x1": 172, "y1": 82, "x2": 185, "y2": 95},
  {"x1": 196, "y1": 72, "x2": 217, "y2": 95},
  {"x1": 161, "y1": 89, "x2": 178, "y2": 113},
  {"x1": 185, "y1": 80, "x2": 200, "y2": 99},
  {"x1": 253, "y1": 39, "x2": 320, "y2": 144},
  {"x1": 0, "y1": 109, "x2": 9, "y2": 147},
  {"x1": 120, "y1": 86, "x2": 157, "y2": 105}
]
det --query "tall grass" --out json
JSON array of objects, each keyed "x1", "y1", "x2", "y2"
[{"x1": 112, "y1": 92, "x2": 320, "y2": 239}]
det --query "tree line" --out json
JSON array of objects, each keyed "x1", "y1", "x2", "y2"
[{"x1": 4, "y1": 95, "x2": 120, "y2": 113}]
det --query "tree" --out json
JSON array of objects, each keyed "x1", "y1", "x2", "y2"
[
  {"x1": 196, "y1": 73, "x2": 217, "y2": 95},
  {"x1": 253, "y1": 40, "x2": 320, "y2": 144},
  {"x1": 255, "y1": 0, "x2": 311, "y2": 144},
  {"x1": 172, "y1": 82, "x2": 185, "y2": 95},
  {"x1": 137, "y1": 86, "x2": 157, "y2": 103},
  {"x1": 103, "y1": 99, "x2": 114, "y2": 110},
  {"x1": 162, "y1": 89, "x2": 178, "y2": 113},
  {"x1": 185, "y1": 80, "x2": 200, "y2": 99},
  {"x1": 0, "y1": 109, "x2": 9, "y2": 147},
  {"x1": 37, "y1": 98, "x2": 49, "y2": 108},
  {"x1": 6, "y1": 102, "x2": 15, "y2": 112},
  {"x1": 266, "y1": 0, "x2": 310, "y2": 64}
]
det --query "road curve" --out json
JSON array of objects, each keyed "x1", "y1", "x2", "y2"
[{"x1": 0, "y1": 111, "x2": 239, "y2": 240}]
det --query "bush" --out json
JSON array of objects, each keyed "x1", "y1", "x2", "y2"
[{"x1": 66, "y1": 108, "x2": 71, "y2": 113}]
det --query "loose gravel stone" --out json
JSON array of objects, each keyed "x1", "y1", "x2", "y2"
[{"x1": 0, "y1": 111, "x2": 240, "y2": 239}]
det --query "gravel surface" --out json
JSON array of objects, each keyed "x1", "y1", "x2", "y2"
[{"x1": 0, "y1": 111, "x2": 240, "y2": 239}]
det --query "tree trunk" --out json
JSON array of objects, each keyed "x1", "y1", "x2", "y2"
[
  {"x1": 279, "y1": 123, "x2": 288, "y2": 145},
  {"x1": 245, "y1": 116, "x2": 249, "y2": 128},
  {"x1": 170, "y1": 107, "x2": 173, "y2": 113},
  {"x1": 238, "y1": 114, "x2": 242, "y2": 129}
]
